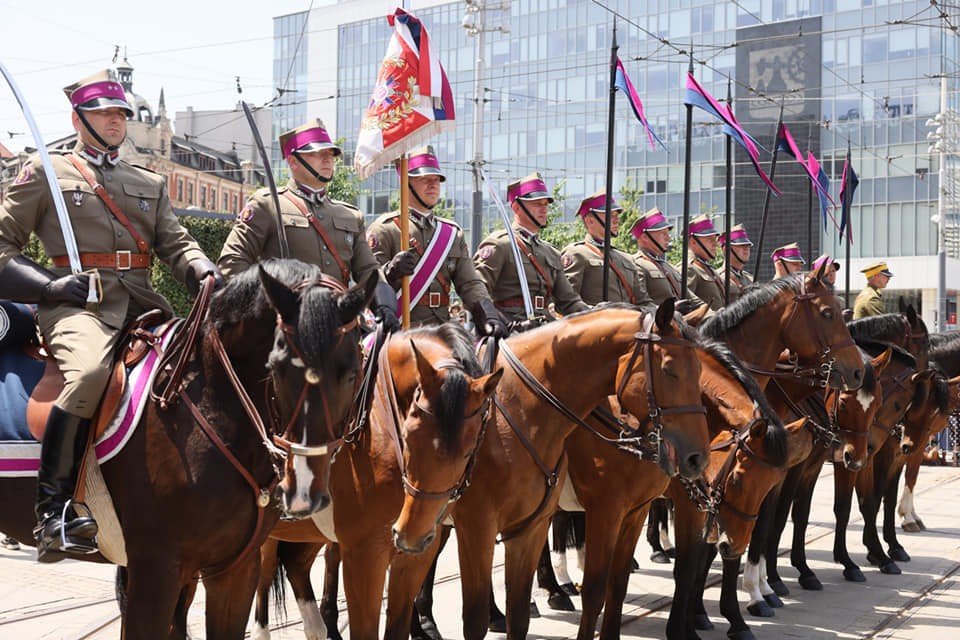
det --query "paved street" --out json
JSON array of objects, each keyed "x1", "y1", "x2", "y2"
[{"x1": 1, "y1": 464, "x2": 958, "y2": 639}]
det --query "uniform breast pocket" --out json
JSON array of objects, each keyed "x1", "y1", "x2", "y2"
[
  {"x1": 281, "y1": 214, "x2": 310, "y2": 229},
  {"x1": 586, "y1": 257, "x2": 603, "y2": 268},
  {"x1": 332, "y1": 217, "x2": 360, "y2": 249},
  {"x1": 647, "y1": 268, "x2": 666, "y2": 280},
  {"x1": 60, "y1": 180, "x2": 102, "y2": 220},
  {"x1": 121, "y1": 183, "x2": 161, "y2": 220}
]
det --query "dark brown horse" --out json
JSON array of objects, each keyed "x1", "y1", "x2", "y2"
[
  {"x1": 0, "y1": 259, "x2": 375, "y2": 639},
  {"x1": 251, "y1": 324, "x2": 502, "y2": 640}
]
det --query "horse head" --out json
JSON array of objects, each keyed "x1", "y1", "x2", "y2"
[
  {"x1": 900, "y1": 368, "x2": 950, "y2": 455},
  {"x1": 260, "y1": 266, "x2": 377, "y2": 518},
  {"x1": 390, "y1": 332, "x2": 502, "y2": 554},
  {"x1": 826, "y1": 347, "x2": 889, "y2": 471},
  {"x1": 866, "y1": 343, "x2": 919, "y2": 456},
  {"x1": 615, "y1": 299, "x2": 710, "y2": 480}
]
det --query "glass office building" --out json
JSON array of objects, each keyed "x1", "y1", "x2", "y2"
[{"x1": 277, "y1": 0, "x2": 960, "y2": 324}]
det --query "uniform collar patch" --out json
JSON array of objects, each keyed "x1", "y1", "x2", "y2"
[{"x1": 81, "y1": 146, "x2": 119, "y2": 167}]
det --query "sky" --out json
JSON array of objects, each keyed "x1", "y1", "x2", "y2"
[{"x1": 0, "y1": 0, "x2": 319, "y2": 152}]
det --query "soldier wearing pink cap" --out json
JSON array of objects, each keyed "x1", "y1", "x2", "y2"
[
  {"x1": 630, "y1": 208, "x2": 704, "y2": 307},
  {"x1": 771, "y1": 242, "x2": 805, "y2": 278},
  {"x1": 718, "y1": 222, "x2": 754, "y2": 303},
  {"x1": 684, "y1": 214, "x2": 725, "y2": 310},
  {"x1": 812, "y1": 254, "x2": 840, "y2": 286},
  {"x1": 0, "y1": 69, "x2": 221, "y2": 560},
  {"x1": 560, "y1": 189, "x2": 652, "y2": 306},
  {"x1": 474, "y1": 172, "x2": 588, "y2": 322},
  {"x1": 365, "y1": 146, "x2": 505, "y2": 334},
  {"x1": 218, "y1": 119, "x2": 398, "y2": 322}
]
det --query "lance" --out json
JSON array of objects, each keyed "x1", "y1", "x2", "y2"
[
  {"x1": 1, "y1": 62, "x2": 81, "y2": 274},
  {"x1": 240, "y1": 100, "x2": 289, "y2": 259},
  {"x1": 479, "y1": 165, "x2": 535, "y2": 320},
  {"x1": 399, "y1": 154, "x2": 411, "y2": 329}
]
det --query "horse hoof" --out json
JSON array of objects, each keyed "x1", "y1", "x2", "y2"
[
  {"x1": 547, "y1": 592, "x2": 576, "y2": 611},
  {"x1": 411, "y1": 616, "x2": 443, "y2": 640},
  {"x1": 843, "y1": 566, "x2": 866, "y2": 582},
  {"x1": 866, "y1": 551, "x2": 888, "y2": 567},
  {"x1": 889, "y1": 547, "x2": 911, "y2": 562},
  {"x1": 727, "y1": 628, "x2": 757, "y2": 640},
  {"x1": 694, "y1": 613, "x2": 714, "y2": 630},
  {"x1": 746, "y1": 601, "x2": 775, "y2": 618},
  {"x1": 901, "y1": 521, "x2": 921, "y2": 533},
  {"x1": 327, "y1": 631, "x2": 344, "y2": 640},
  {"x1": 529, "y1": 600, "x2": 541, "y2": 618},
  {"x1": 916, "y1": 518, "x2": 927, "y2": 531},
  {"x1": 768, "y1": 579, "x2": 789, "y2": 596},
  {"x1": 650, "y1": 550, "x2": 672, "y2": 564},
  {"x1": 798, "y1": 573, "x2": 823, "y2": 591},
  {"x1": 488, "y1": 616, "x2": 506, "y2": 633},
  {"x1": 880, "y1": 561, "x2": 902, "y2": 575},
  {"x1": 632, "y1": 557, "x2": 641, "y2": 571},
  {"x1": 560, "y1": 581, "x2": 579, "y2": 596},
  {"x1": 666, "y1": 547, "x2": 677, "y2": 559},
  {"x1": 762, "y1": 593, "x2": 783, "y2": 608}
]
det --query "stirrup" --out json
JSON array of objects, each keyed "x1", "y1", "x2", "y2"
[{"x1": 36, "y1": 500, "x2": 99, "y2": 560}]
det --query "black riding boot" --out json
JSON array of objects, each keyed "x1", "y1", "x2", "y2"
[{"x1": 34, "y1": 405, "x2": 98, "y2": 562}]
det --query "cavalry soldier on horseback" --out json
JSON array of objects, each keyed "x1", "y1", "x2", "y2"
[
  {"x1": 365, "y1": 146, "x2": 507, "y2": 336},
  {"x1": 771, "y1": 242, "x2": 805, "y2": 278},
  {"x1": 631, "y1": 207, "x2": 704, "y2": 307},
  {"x1": 474, "y1": 172, "x2": 589, "y2": 322},
  {"x1": 718, "y1": 222, "x2": 754, "y2": 303},
  {"x1": 560, "y1": 189, "x2": 653, "y2": 306},
  {"x1": 853, "y1": 260, "x2": 893, "y2": 319},
  {"x1": 0, "y1": 70, "x2": 223, "y2": 561},
  {"x1": 684, "y1": 214, "x2": 725, "y2": 310},
  {"x1": 812, "y1": 254, "x2": 840, "y2": 286},
  {"x1": 217, "y1": 118, "x2": 399, "y2": 328}
]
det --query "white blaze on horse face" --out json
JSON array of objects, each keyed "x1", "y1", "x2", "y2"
[
  {"x1": 857, "y1": 388, "x2": 875, "y2": 413},
  {"x1": 288, "y1": 454, "x2": 316, "y2": 513}
]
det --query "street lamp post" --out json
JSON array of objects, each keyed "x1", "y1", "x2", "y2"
[{"x1": 927, "y1": 74, "x2": 949, "y2": 332}]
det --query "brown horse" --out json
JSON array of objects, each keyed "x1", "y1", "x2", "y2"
[
  {"x1": 250, "y1": 323, "x2": 502, "y2": 640},
  {"x1": 445, "y1": 302, "x2": 709, "y2": 639},
  {"x1": 0, "y1": 259, "x2": 376, "y2": 639}
]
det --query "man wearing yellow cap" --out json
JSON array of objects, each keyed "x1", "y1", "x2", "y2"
[
  {"x1": 853, "y1": 261, "x2": 893, "y2": 319},
  {"x1": 560, "y1": 189, "x2": 653, "y2": 306},
  {"x1": 474, "y1": 172, "x2": 588, "y2": 322},
  {"x1": 0, "y1": 70, "x2": 222, "y2": 561},
  {"x1": 217, "y1": 119, "x2": 398, "y2": 326}
]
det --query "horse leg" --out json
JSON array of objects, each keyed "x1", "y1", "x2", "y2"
[
  {"x1": 502, "y1": 521, "x2": 552, "y2": 639},
  {"x1": 548, "y1": 510, "x2": 580, "y2": 597},
  {"x1": 665, "y1": 490, "x2": 706, "y2": 640},
  {"x1": 857, "y1": 466, "x2": 900, "y2": 574},
  {"x1": 340, "y1": 540, "x2": 393, "y2": 640},
  {"x1": 384, "y1": 539, "x2": 442, "y2": 640},
  {"x1": 765, "y1": 473, "x2": 799, "y2": 596},
  {"x1": 719, "y1": 555, "x2": 754, "y2": 640},
  {"x1": 412, "y1": 524, "x2": 450, "y2": 640},
  {"x1": 251, "y1": 538, "x2": 280, "y2": 640},
  {"x1": 882, "y1": 466, "x2": 911, "y2": 563},
  {"x1": 752, "y1": 493, "x2": 783, "y2": 608},
  {"x1": 319, "y1": 543, "x2": 344, "y2": 640},
  {"x1": 576, "y1": 507, "x2": 626, "y2": 640},
  {"x1": 898, "y1": 450, "x2": 924, "y2": 532},
  {"x1": 788, "y1": 477, "x2": 822, "y2": 590},
  {"x1": 832, "y1": 465, "x2": 865, "y2": 582},
  {"x1": 647, "y1": 498, "x2": 673, "y2": 563},
  {"x1": 278, "y1": 541, "x2": 327, "y2": 640},
  {"x1": 454, "y1": 521, "x2": 498, "y2": 640},
  {"x1": 202, "y1": 552, "x2": 262, "y2": 640},
  {"x1": 537, "y1": 538, "x2": 575, "y2": 611},
  {"x1": 598, "y1": 506, "x2": 653, "y2": 640},
  {"x1": 121, "y1": 558, "x2": 184, "y2": 640}
]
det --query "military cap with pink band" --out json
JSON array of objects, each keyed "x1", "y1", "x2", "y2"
[
  {"x1": 279, "y1": 119, "x2": 342, "y2": 158},
  {"x1": 720, "y1": 223, "x2": 753, "y2": 246},
  {"x1": 576, "y1": 189, "x2": 622, "y2": 219},
  {"x1": 507, "y1": 172, "x2": 554, "y2": 203},
  {"x1": 771, "y1": 243, "x2": 805, "y2": 263},
  {"x1": 398, "y1": 145, "x2": 446, "y2": 181},
  {"x1": 63, "y1": 70, "x2": 134, "y2": 117},
  {"x1": 630, "y1": 207, "x2": 673, "y2": 240}
]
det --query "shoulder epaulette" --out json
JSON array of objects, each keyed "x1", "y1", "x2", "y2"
[
  {"x1": 434, "y1": 216, "x2": 462, "y2": 231},
  {"x1": 129, "y1": 163, "x2": 160, "y2": 175},
  {"x1": 329, "y1": 198, "x2": 360, "y2": 211}
]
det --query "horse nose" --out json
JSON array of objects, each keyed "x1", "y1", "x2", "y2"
[
  {"x1": 685, "y1": 451, "x2": 708, "y2": 478},
  {"x1": 316, "y1": 493, "x2": 330, "y2": 511},
  {"x1": 901, "y1": 442, "x2": 914, "y2": 455},
  {"x1": 867, "y1": 444, "x2": 875, "y2": 456},
  {"x1": 843, "y1": 450, "x2": 863, "y2": 471}
]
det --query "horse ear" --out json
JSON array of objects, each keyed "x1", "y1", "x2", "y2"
[
  {"x1": 655, "y1": 298, "x2": 676, "y2": 332},
  {"x1": 898, "y1": 296, "x2": 907, "y2": 313},
  {"x1": 872, "y1": 346, "x2": 893, "y2": 376},
  {"x1": 474, "y1": 367, "x2": 504, "y2": 400},
  {"x1": 809, "y1": 261, "x2": 828, "y2": 287},
  {"x1": 410, "y1": 340, "x2": 442, "y2": 394},
  {"x1": 749, "y1": 417, "x2": 768, "y2": 441},
  {"x1": 337, "y1": 272, "x2": 379, "y2": 326},
  {"x1": 258, "y1": 264, "x2": 299, "y2": 322}
]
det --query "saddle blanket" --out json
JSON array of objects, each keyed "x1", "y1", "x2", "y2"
[{"x1": 0, "y1": 322, "x2": 180, "y2": 477}]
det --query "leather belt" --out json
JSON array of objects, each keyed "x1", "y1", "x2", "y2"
[
  {"x1": 496, "y1": 295, "x2": 546, "y2": 310},
  {"x1": 52, "y1": 251, "x2": 151, "y2": 270},
  {"x1": 419, "y1": 292, "x2": 450, "y2": 308}
]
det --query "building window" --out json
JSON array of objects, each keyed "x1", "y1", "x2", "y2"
[
  {"x1": 176, "y1": 178, "x2": 184, "y2": 201},
  {"x1": 233, "y1": 194, "x2": 239, "y2": 213},
  {"x1": 187, "y1": 182, "x2": 194, "y2": 205},
  {"x1": 223, "y1": 192, "x2": 230, "y2": 211},
  {"x1": 209, "y1": 188, "x2": 217, "y2": 209}
]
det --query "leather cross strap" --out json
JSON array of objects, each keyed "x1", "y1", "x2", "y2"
[
  {"x1": 282, "y1": 191, "x2": 350, "y2": 284},
  {"x1": 585, "y1": 243, "x2": 635, "y2": 304},
  {"x1": 66, "y1": 154, "x2": 148, "y2": 253},
  {"x1": 516, "y1": 238, "x2": 553, "y2": 300},
  {"x1": 694, "y1": 258, "x2": 727, "y2": 295},
  {"x1": 642, "y1": 252, "x2": 681, "y2": 298}
]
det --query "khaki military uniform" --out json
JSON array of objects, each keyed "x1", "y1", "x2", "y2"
[
  {"x1": 687, "y1": 256, "x2": 725, "y2": 310},
  {"x1": 561, "y1": 236, "x2": 653, "y2": 306},
  {"x1": 718, "y1": 263, "x2": 754, "y2": 304},
  {"x1": 218, "y1": 179, "x2": 379, "y2": 286},
  {"x1": 633, "y1": 249, "x2": 703, "y2": 307},
  {"x1": 0, "y1": 143, "x2": 207, "y2": 417},
  {"x1": 853, "y1": 285, "x2": 885, "y2": 319},
  {"x1": 474, "y1": 225, "x2": 588, "y2": 321},
  {"x1": 366, "y1": 209, "x2": 488, "y2": 326}
]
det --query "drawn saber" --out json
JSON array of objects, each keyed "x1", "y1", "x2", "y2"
[
  {"x1": 240, "y1": 100, "x2": 289, "y2": 259},
  {"x1": 1, "y1": 62, "x2": 82, "y2": 274},
  {"x1": 478, "y1": 165, "x2": 534, "y2": 321}
]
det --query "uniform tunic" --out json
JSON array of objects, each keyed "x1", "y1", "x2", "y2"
[
  {"x1": 686, "y1": 256, "x2": 726, "y2": 310},
  {"x1": 474, "y1": 225, "x2": 588, "y2": 321},
  {"x1": 717, "y1": 262, "x2": 754, "y2": 304},
  {"x1": 366, "y1": 209, "x2": 488, "y2": 326},
  {"x1": 560, "y1": 236, "x2": 653, "y2": 306},
  {"x1": 218, "y1": 179, "x2": 379, "y2": 286},
  {"x1": 633, "y1": 249, "x2": 704, "y2": 307},
  {"x1": 853, "y1": 285, "x2": 885, "y2": 319},
  {"x1": 0, "y1": 143, "x2": 207, "y2": 417}
]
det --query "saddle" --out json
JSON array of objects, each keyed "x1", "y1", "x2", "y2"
[{"x1": 22, "y1": 309, "x2": 178, "y2": 443}]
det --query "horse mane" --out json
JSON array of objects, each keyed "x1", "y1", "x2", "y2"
[
  {"x1": 696, "y1": 337, "x2": 788, "y2": 466},
  {"x1": 930, "y1": 330, "x2": 960, "y2": 350},
  {"x1": 404, "y1": 323, "x2": 484, "y2": 453},
  {"x1": 858, "y1": 348, "x2": 879, "y2": 396},
  {"x1": 929, "y1": 371, "x2": 951, "y2": 414},
  {"x1": 210, "y1": 258, "x2": 324, "y2": 331},
  {"x1": 856, "y1": 339, "x2": 916, "y2": 369},
  {"x1": 847, "y1": 313, "x2": 930, "y2": 355},
  {"x1": 699, "y1": 274, "x2": 805, "y2": 340}
]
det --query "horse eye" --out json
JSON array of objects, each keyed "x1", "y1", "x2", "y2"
[{"x1": 821, "y1": 308, "x2": 834, "y2": 320}]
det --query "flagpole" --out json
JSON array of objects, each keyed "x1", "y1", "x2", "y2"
[
  {"x1": 752, "y1": 100, "x2": 784, "y2": 277},
  {"x1": 723, "y1": 78, "x2": 733, "y2": 304},
  {"x1": 602, "y1": 21, "x2": 618, "y2": 302},
  {"x1": 807, "y1": 123, "x2": 814, "y2": 260},
  {"x1": 399, "y1": 154, "x2": 411, "y2": 329},
  {"x1": 844, "y1": 144, "x2": 852, "y2": 308},
  {"x1": 680, "y1": 53, "x2": 694, "y2": 300}
]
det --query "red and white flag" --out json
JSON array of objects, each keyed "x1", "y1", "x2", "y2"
[{"x1": 354, "y1": 8, "x2": 456, "y2": 180}]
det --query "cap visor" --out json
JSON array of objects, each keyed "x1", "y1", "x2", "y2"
[
  {"x1": 517, "y1": 190, "x2": 553, "y2": 202},
  {"x1": 408, "y1": 167, "x2": 446, "y2": 181},
  {"x1": 295, "y1": 142, "x2": 342, "y2": 155},
  {"x1": 78, "y1": 97, "x2": 133, "y2": 117}
]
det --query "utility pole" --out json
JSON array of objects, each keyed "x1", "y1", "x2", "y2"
[
  {"x1": 927, "y1": 75, "x2": 950, "y2": 331},
  {"x1": 463, "y1": 0, "x2": 510, "y2": 251}
]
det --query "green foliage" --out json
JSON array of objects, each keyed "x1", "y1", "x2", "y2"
[
  {"x1": 23, "y1": 233, "x2": 51, "y2": 268},
  {"x1": 152, "y1": 216, "x2": 232, "y2": 316},
  {"x1": 533, "y1": 182, "x2": 581, "y2": 249}
]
